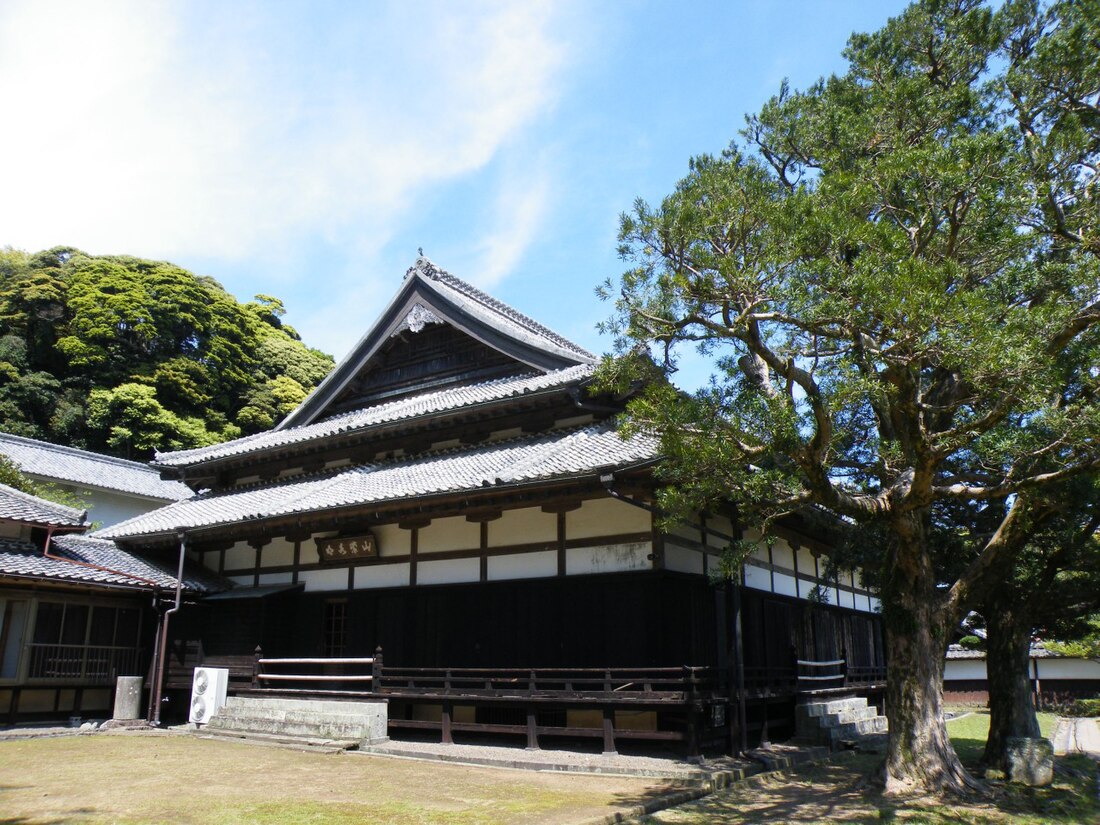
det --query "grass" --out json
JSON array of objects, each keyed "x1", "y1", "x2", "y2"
[
  {"x1": 0, "y1": 732, "x2": 671, "y2": 825},
  {"x1": 639, "y1": 712, "x2": 1099, "y2": 825}
]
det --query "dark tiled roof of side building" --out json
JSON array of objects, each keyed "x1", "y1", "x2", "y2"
[
  {"x1": 0, "y1": 432, "x2": 190, "y2": 500},
  {"x1": 0, "y1": 482, "x2": 86, "y2": 526},
  {"x1": 102, "y1": 422, "x2": 659, "y2": 540},
  {"x1": 0, "y1": 534, "x2": 229, "y2": 593}
]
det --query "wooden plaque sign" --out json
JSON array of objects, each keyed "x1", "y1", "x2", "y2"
[{"x1": 317, "y1": 534, "x2": 377, "y2": 562}]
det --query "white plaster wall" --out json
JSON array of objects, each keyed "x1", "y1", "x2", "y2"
[
  {"x1": 418, "y1": 557, "x2": 480, "y2": 585},
  {"x1": 770, "y1": 542, "x2": 794, "y2": 571},
  {"x1": 299, "y1": 567, "x2": 349, "y2": 592},
  {"x1": 568, "y1": 498, "x2": 650, "y2": 540},
  {"x1": 944, "y1": 659, "x2": 987, "y2": 680},
  {"x1": 418, "y1": 516, "x2": 480, "y2": 554},
  {"x1": 773, "y1": 571, "x2": 798, "y2": 598},
  {"x1": 706, "y1": 514, "x2": 735, "y2": 540},
  {"x1": 299, "y1": 540, "x2": 321, "y2": 566},
  {"x1": 668, "y1": 523, "x2": 700, "y2": 543},
  {"x1": 261, "y1": 538, "x2": 295, "y2": 568},
  {"x1": 374, "y1": 523, "x2": 410, "y2": 557},
  {"x1": 1035, "y1": 658, "x2": 1100, "y2": 679},
  {"x1": 795, "y1": 547, "x2": 818, "y2": 580},
  {"x1": 355, "y1": 563, "x2": 411, "y2": 589},
  {"x1": 487, "y1": 550, "x2": 557, "y2": 581},
  {"x1": 223, "y1": 542, "x2": 255, "y2": 571},
  {"x1": 38, "y1": 481, "x2": 174, "y2": 528},
  {"x1": 664, "y1": 544, "x2": 702, "y2": 575},
  {"x1": 492, "y1": 507, "x2": 556, "y2": 545},
  {"x1": 744, "y1": 564, "x2": 771, "y2": 592},
  {"x1": 566, "y1": 542, "x2": 650, "y2": 575},
  {"x1": 227, "y1": 575, "x2": 253, "y2": 587}
]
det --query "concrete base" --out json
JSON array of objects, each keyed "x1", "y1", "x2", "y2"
[
  {"x1": 1005, "y1": 737, "x2": 1053, "y2": 786},
  {"x1": 203, "y1": 696, "x2": 388, "y2": 746}
]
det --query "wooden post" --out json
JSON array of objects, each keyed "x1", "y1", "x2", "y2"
[
  {"x1": 441, "y1": 668, "x2": 453, "y2": 744},
  {"x1": 526, "y1": 670, "x2": 539, "y2": 750},
  {"x1": 841, "y1": 647, "x2": 848, "y2": 689},
  {"x1": 252, "y1": 645, "x2": 263, "y2": 689},
  {"x1": 730, "y1": 583, "x2": 748, "y2": 755},
  {"x1": 602, "y1": 707, "x2": 616, "y2": 755},
  {"x1": 441, "y1": 700, "x2": 453, "y2": 745},
  {"x1": 602, "y1": 668, "x2": 616, "y2": 754},
  {"x1": 372, "y1": 645, "x2": 383, "y2": 694}
]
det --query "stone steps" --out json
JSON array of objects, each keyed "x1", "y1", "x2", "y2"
[
  {"x1": 794, "y1": 695, "x2": 888, "y2": 749},
  {"x1": 200, "y1": 696, "x2": 388, "y2": 747}
]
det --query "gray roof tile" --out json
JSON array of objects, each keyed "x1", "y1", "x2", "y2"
[
  {"x1": 154, "y1": 365, "x2": 595, "y2": 469},
  {"x1": 0, "y1": 482, "x2": 86, "y2": 526},
  {"x1": 415, "y1": 259, "x2": 596, "y2": 362},
  {"x1": 0, "y1": 534, "x2": 227, "y2": 593},
  {"x1": 102, "y1": 423, "x2": 658, "y2": 540},
  {"x1": 0, "y1": 432, "x2": 190, "y2": 500}
]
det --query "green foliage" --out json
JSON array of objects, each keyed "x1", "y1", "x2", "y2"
[
  {"x1": 1045, "y1": 615, "x2": 1100, "y2": 659},
  {"x1": 600, "y1": 0, "x2": 1100, "y2": 619},
  {"x1": 0, "y1": 246, "x2": 334, "y2": 458}
]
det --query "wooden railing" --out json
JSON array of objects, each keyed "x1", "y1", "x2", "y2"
[
  {"x1": 252, "y1": 651, "x2": 379, "y2": 695},
  {"x1": 242, "y1": 648, "x2": 717, "y2": 755},
  {"x1": 27, "y1": 643, "x2": 140, "y2": 682}
]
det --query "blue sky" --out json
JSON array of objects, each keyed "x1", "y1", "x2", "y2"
[{"x1": 0, "y1": 0, "x2": 910, "y2": 384}]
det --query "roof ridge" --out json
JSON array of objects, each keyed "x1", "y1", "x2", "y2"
[
  {"x1": 0, "y1": 431, "x2": 161, "y2": 473},
  {"x1": 406, "y1": 257, "x2": 595, "y2": 359}
]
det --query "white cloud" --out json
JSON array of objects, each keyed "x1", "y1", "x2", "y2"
[{"x1": 0, "y1": 0, "x2": 574, "y2": 271}]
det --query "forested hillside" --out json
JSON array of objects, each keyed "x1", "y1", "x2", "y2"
[{"x1": 0, "y1": 246, "x2": 334, "y2": 459}]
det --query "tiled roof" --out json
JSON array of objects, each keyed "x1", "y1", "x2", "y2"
[
  {"x1": 0, "y1": 432, "x2": 190, "y2": 500},
  {"x1": 946, "y1": 642, "x2": 1065, "y2": 660},
  {"x1": 102, "y1": 422, "x2": 658, "y2": 540},
  {"x1": 0, "y1": 482, "x2": 86, "y2": 526},
  {"x1": 153, "y1": 365, "x2": 595, "y2": 469},
  {"x1": 0, "y1": 534, "x2": 228, "y2": 593},
  {"x1": 414, "y1": 259, "x2": 596, "y2": 362}
]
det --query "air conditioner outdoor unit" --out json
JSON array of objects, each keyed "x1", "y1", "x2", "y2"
[{"x1": 189, "y1": 666, "x2": 230, "y2": 725}]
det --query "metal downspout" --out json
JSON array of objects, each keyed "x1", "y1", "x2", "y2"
[{"x1": 151, "y1": 530, "x2": 187, "y2": 726}]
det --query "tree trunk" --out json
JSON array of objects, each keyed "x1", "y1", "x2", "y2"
[
  {"x1": 982, "y1": 597, "x2": 1040, "y2": 769},
  {"x1": 880, "y1": 517, "x2": 981, "y2": 796}
]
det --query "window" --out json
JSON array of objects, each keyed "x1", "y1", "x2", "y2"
[
  {"x1": 322, "y1": 600, "x2": 347, "y2": 657},
  {"x1": 27, "y1": 601, "x2": 143, "y2": 681}
]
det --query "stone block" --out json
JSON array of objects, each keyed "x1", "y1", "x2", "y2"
[
  {"x1": 1005, "y1": 737, "x2": 1053, "y2": 786},
  {"x1": 112, "y1": 676, "x2": 143, "y2": 721}
]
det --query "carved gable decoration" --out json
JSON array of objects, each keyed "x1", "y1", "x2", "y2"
[{"x1": 394, "y1": 303, "x2": 444, "y2": 335}]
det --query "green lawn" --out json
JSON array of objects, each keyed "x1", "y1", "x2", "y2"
[
  {"x1": 945, "y1": 711, "x2": 1059, "y2": 765},
  {"x1": 0, "y1": 733, "x2": 671, "y2": 825}
]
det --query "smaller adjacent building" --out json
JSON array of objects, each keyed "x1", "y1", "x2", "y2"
[
  {"x1": 944, "y1": 643, "x2": 1100, "y2": 706},
  {"x1": 0, "y1": 432, "x2": 191, "y2": 527},
  {"x1": 0, "y1": 482, "x2": 225, "y2": 723}
]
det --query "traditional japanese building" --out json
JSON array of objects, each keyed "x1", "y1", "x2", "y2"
[
  {"x1": 99, "y1": 258, "x2": 885, "y2": 750},
  {"x1": 0, "y1": 432, "x2": 191, "y2": 527},
  {"x1": 0, "y1": 482, "x2": 223, "y2": 723}
]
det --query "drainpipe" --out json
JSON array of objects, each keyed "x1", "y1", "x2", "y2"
[{"x1": 151, "y1": 530, "x2": 187, "y2": 726}]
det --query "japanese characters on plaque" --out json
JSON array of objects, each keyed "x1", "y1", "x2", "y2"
[{"x1": 317, "y1": 533, "x2": 377, "y2": 562}]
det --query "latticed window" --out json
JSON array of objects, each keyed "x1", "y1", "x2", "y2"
[
  {"x1": 322, "y1": 600, "x2": 347, "y2": 657},
  {"x1": 27, "y1": 601, "x2": 142, "y2": 681}
]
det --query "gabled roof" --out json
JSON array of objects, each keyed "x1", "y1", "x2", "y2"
[
  {"x1": 154, "y1": 365, "x2": 595, "y2": 471},
  {"x1": 0, "y1": 432, "x2": 190, "y2": 501},
  {"x1": 102, "y1": 422, "x2": 658, "y2": 541},
  {"x1": 0, "y1": 534, "x2": 229, "y2": 593},
  {"x1": 0, "y1": 482, "x2": 86, "y2": 527},
  {"x1": 277, "y1": 257, "x2": 597, "y2": 430}
]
